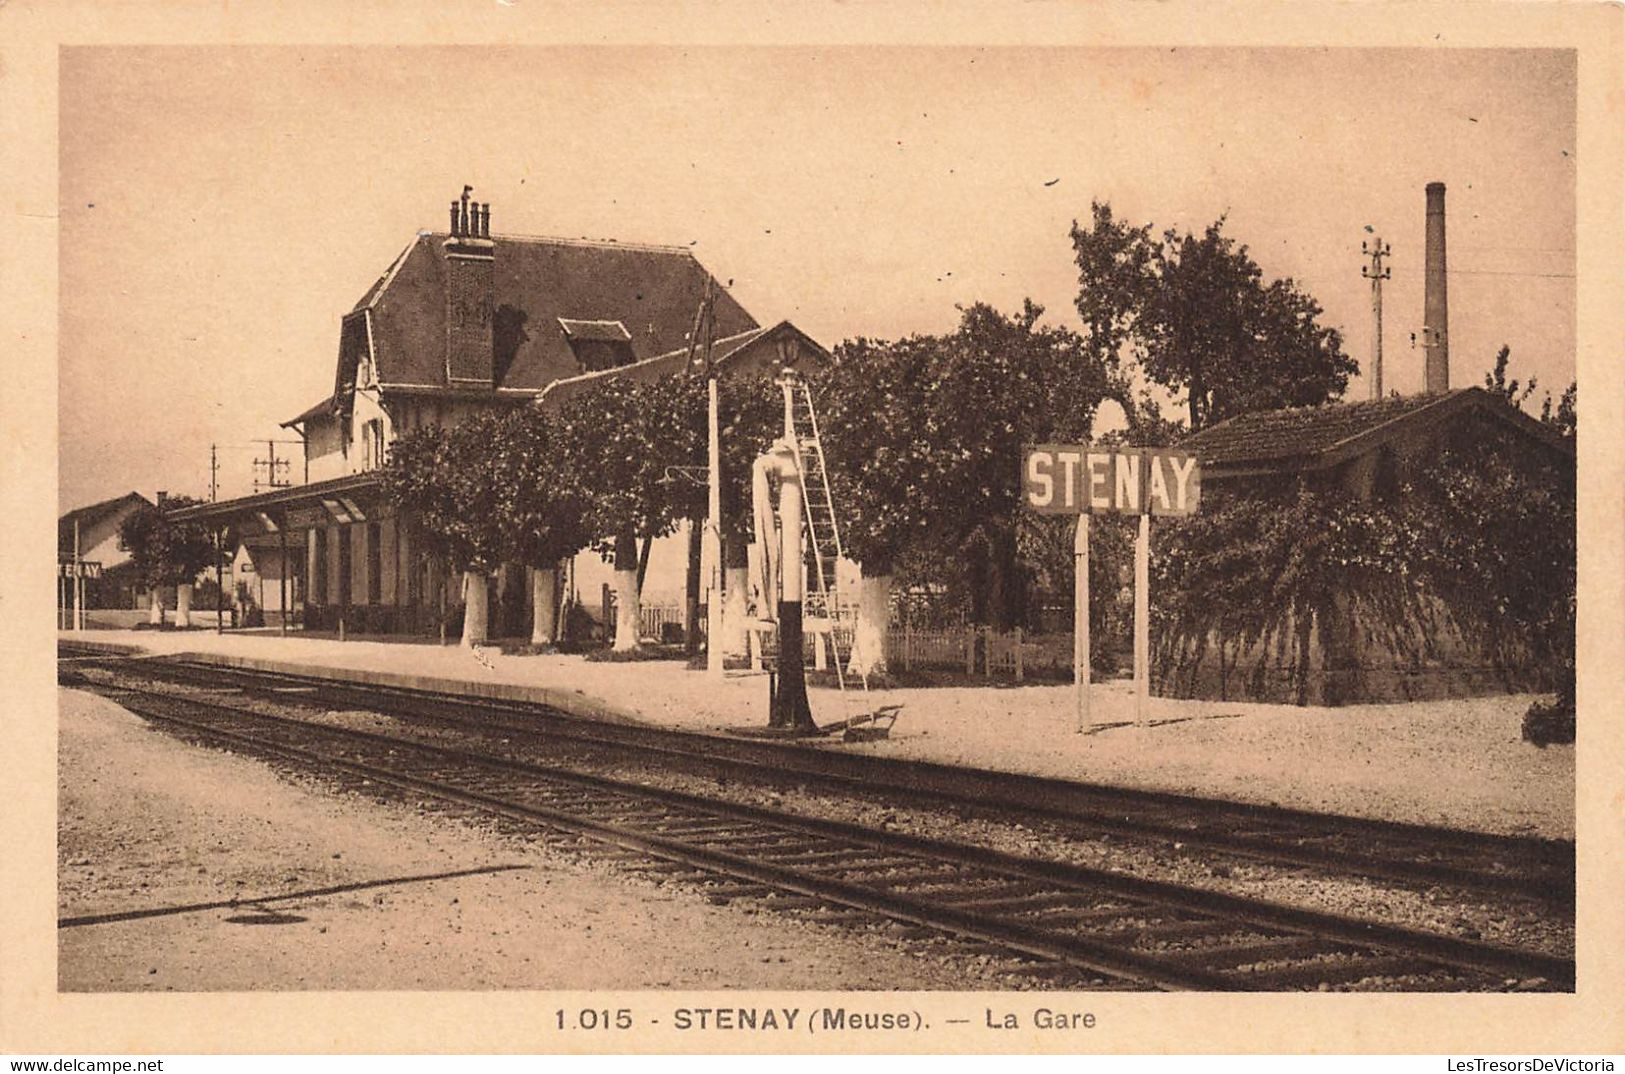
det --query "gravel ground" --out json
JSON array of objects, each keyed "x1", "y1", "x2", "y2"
[
  {"x1": 58, "y1": 688, "x2": 1046, "y2": 992},
  {"x1": 67, "y1": 666, "x2": 1573, "y2": 965},
  {"x1": 67, "y1": 628, "x2": 1576, "y2": 839}
]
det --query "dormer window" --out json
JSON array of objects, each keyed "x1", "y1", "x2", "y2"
[{"x1": 558, "y1": 318, "x2": 635, "y2": 372}]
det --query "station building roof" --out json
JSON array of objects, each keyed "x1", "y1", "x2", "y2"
[{"x1": 348, "y1": 231, "x2": 759, "y2": 394}]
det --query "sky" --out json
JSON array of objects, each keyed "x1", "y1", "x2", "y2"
[{"x1": 58, "y1": 46, "x2": 1576, "y2": 509}]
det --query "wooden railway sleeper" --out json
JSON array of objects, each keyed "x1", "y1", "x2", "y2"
[
  {"x1": 1159, "y1": 935, "x2": 1332, "y2": 970},
  {"x1": 1233, "y1": 954, "x2": 1448, "y2": 991}
]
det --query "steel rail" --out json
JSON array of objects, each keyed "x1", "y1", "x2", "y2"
[{"x1": 70, "y1": 674, "x2": 1572, "y2": 992}]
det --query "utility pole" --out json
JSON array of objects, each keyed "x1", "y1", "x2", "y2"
[
  {"x1": 683, "y1": 276, "x2": 725, "y2": 679},
  {"x1": 210, "y1": 443, "x2": 219, "y2": 502},
  {"x1": 1362, "y1": 235, "x2": 1391, "y2": 400},
  {"x1": 252, "y1": 439, "x2": 293, "y2": 493}
]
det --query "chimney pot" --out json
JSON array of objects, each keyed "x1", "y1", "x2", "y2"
[
  {"x1": 449, "y1": 201, "x2": 460, "y2": 236},
  {"x1": 481, "y1": 203, "x2": 490, "y2": 238}
]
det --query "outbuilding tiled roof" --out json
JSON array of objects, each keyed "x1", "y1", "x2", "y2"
[
  {"x1": 1181, "y1": 388, "x2": 1571, "y2": 477},
  {"x1": 352, "y1": 232, "x2": 758, "y2": 392},
  {"x1": 58, "y1": 492, "x2": 152, "y2": 553}
]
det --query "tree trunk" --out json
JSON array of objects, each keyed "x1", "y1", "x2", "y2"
[
  {"x1": 529, "y1": 565, "x2": 559, "y2": 647},
  {"x1": 461, "y1": 569, "x2": 489, "y2": 648},
  {"x1": 723, "y1": 565, "x2": 751, "y2": 657},
  {"x1": 966, "y1": 541, "x2": 990, "y2": 626},
  {"x1": 988, "y1": 526, "x2": 1024, "y2": 632},
  {"x1": 613, "y1": 532, "x2": 641, "y2": 652},
  {"x1": 848, "y1": 568, "x2": 891, "y2": 676},
  {"x1": 148, "y1": 587, "x2": 164, "y2": 626},
  {"x1": 722, "y1": 535, "x2": 751, "y2": 657},
  {"x1": 175, "y1": 582, "x2": 193, "y2": 628}
]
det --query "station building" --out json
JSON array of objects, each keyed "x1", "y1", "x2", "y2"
[{"x1": 172, "y1": 191, "x2": 828, "y2": 637}]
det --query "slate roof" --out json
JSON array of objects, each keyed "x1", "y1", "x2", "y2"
[
  {"x1": 58, "y1": 492, "x2": 152, "y2": 553},
  {"x1": 350, "y1": 232, "x2": 758, "y2": 392},
  {"x1": 1181, "y1": 388, "x2": 1572, "y2": 478}
]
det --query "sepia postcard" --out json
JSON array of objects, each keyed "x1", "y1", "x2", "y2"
[{"x1": 4, "y1": 0, "x2": 1623, "y2": 1058}]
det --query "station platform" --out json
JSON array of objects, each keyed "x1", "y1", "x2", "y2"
[{"x1": 57, "y1": 627, "x2": 1574, "y2": 840}]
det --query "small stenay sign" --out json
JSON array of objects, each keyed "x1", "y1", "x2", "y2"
[{"x1": 1023, "y1": 446, "x2": 1201, "y2": 517}]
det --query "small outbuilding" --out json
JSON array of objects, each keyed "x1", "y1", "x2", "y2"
[{"x1": 1168, "y1": 387, "x2": 1574, "y2": 704}]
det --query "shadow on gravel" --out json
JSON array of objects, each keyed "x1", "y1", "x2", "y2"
[{"x1": 59, "y1": 863, "x2": 531, "y2": 929}]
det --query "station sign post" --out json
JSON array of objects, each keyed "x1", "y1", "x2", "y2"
[{"x1": 1022, "y1": 446, "x2": 1201, "y2": 731}]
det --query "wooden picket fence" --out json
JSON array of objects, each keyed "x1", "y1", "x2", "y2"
[{"x1": 885, "y1": 624, "x2": 1065, "y2": 681}]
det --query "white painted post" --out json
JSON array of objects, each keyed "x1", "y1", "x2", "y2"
[
  {"x1": 1135, "y1": 511, "x2": 1150, "y2": 724},
  {"x1": 175, "y1": 582, "x2": 193, "y2": 629},
  {"x1": 73, "y1": 519, "x2": 84, "y2": 632},
  {"x1": 1074, "y1": 513, "x2": 1090, "y2": 733}
]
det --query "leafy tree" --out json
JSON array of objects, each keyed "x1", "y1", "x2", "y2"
[
  {"x1": 1484, "y1": 344, "x2": 1577, "y2": 439},
  {"x1": 486, "y1": 409, "x2": 593, "y2": 646},
  {"x1": 933, "y1": 301, "x2": 1113, "y2": 629},
  {"x1": 550, "y1": 374, "x2": 705, "y2": 650},
  {"x1": 1071, "y1": 202, "x2": 1356, "y2": 430},
  {"x1": 118, "y1": 495, "x2": 213, "y2": 627},
  {"x1": 813, "y1": 300, "x2": 1117, "y2": 668},
  {"x1": 383, "y1": 417, "x2": 511, "y2": 646}
]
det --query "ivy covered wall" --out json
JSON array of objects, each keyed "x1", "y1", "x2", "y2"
[{"x1": 1150, "y1": 411, "x2": 1574, "y2": 705}]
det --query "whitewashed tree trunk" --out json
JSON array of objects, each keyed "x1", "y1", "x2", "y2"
[
  {"x1": 175, "y1": 583, "x2": 193, "y2": 628},
  {"x1": 849, "y1": 569, "x2": 892, "y2": 676},
  {"x1": 722, "y1": 564, "x2": 751, "y2": 657},
  {"x1": 613, "y1": 566, "x2": 641, "y2": 651},
  {"x1": 529, "y1": 565, "x2": 558, "y2": 647},
  {"x1": 148, "y1": 587, "x2": 164, "y2": 626},
  {"x1": 460, "y1": 570, "x2": 489, "y2": 648}
]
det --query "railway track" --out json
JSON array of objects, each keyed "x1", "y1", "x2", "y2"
[
  {"x1": 61, "y1": 664, "x2": 1572, "y2": 992},
  {"x1": 58, "y1": 646, "x2": 1574, "y2": 910}
]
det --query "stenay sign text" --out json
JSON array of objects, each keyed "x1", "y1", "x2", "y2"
[{"x1": 1023, "y1": 446, "x2": 1201, "y2": 517}]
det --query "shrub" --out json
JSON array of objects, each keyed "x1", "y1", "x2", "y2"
[{"x1": 1522, "y1": 671, "x2": 1575, "y2": 748}]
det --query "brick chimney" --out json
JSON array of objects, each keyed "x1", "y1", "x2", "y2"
[
  {"x1": 443, "y1": 186, "x2": 496, "y2": 385},
  {"x1": 1422, "y1": 181, "x2": 1449, "y2": 393}
]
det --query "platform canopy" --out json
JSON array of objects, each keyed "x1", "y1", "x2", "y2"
[{"x1": 164, "y1": 472, "x2": 386, "y2": 538}]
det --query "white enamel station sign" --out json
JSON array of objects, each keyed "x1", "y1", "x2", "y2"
[
  {"x1": 1023, "y1": 444, "x2": 1202, "y2": 732},
  {"x1": 1023, "y1": 445, "x2": 1201, "y2": 517}
]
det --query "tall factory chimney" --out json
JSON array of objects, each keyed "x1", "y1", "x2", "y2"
[{"x1": 1423, "y1": 181, "x2": 1449, "y2": 393}]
